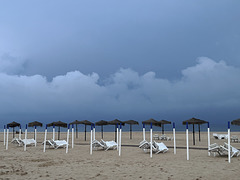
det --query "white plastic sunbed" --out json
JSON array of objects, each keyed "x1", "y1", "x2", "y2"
[
  {"x1": 213, "y1": 133, "x2": 228, "y2": 139},
  {"x1": 221, "y1": 142, "x2": 240, "y2": 157},
  {"x1": 100, "y1": 139, "x2": 117, "y2": 151},
  {"x1": 92, "y1": 139, "x2": 105, "y2": 150},
  {"x1": 20, "y1": 139, "x2": 36, "y2": 146},
  {"x1": 44, "y1": 139, "x2": 68, "y2": 149},
  {"x1": 11, "y1": 138, "x2": 23, "y2": 146},
  {"x1": 139, "y1": 140, "x2": 155, "y2": 153},
  {"x1": 208, "y1": 143, "x2": 223, "y2": 156},
  {"x1": 153, "y1": 141, "x2": 168, "y2": 154}
]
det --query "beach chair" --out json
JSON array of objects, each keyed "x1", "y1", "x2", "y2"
[
  {"x1": 153, "y1": 141, "x2": 168, "y2": 154},
  {"x1": 221, "y1": 142, "x2": 240, "y2": 157},
  {"x1": 208, "y1": 143, "x2": 223, "y2": 156},
  {"x1": 231, "y1": 136, "x2": 239, "y2": 143},
  {"x1": 153, "y1": 134, "x2": 159, "y2": 140},
  {"x1": 19, "y1": 139, "x2": 36, "y2": 146},
  {"x1": 100, "y1": 139, "x2": 117, "y2": 151},
  {"x1": 44, "y1": 139, "x2": 68, "y2": 149},
  {"x1": 213, "y1": 133, "x2": 228, "y2": 139},
  {"x1": 139, "y1": 140, "x2": 155, "y2": 153},
  {"x1": 11, "y1": 138, "x2": 23, "y2": 146},
  {"x1": 92, "y1": 139, "x2": 105, "y2": 150}
]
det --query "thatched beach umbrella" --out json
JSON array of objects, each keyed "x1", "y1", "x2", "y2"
[
  {"x1": 79, "y1": 120, "x2": 92, "y2": 141},
  {"x1": 47, "y1": 121, "x2": 67, "y2": 140},
  {"x1": 159, "y1": 120, "x2": 171, "y2": 134},
  {"x1": 182, "y1": 117, "x2": 208, "y2": 145},
  {"x1": 142, "y1": 118, "x2": 160, "y2": 126},
  {"x1": 28, "y1": 121, "x2": 43, "y2": 139},
  {"x1": 123, "y1": 120, "x2": 139, "y2": 139},
  {"x1": 231, "y1": 118, "x2": 240, "y2": 126},
  {"x1": 95, "y1": 120, "x2": 108, "y2": 139},
  {"x1": 7, "y1": 121, "x2": 20, "y2": 138},
  {"x1": 108, "y1": 119, "x2": 125, "y2": 142},
  {"x1": 70, "y1": 120, "x2": 82, "y2": 138},
  {"x1": 28, "y1": 121, "x2": 43, "y2": 127}
]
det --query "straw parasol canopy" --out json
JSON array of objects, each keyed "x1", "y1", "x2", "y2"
[
  {"x1": 7, "y1": 121, "x2": 21, "y2": 138},
  {"x1": 142, "y1": 118, "x2": 160, "y2": 126},
  {"x1": 123, "y1": 120, "x2": 139, "y2": 139},
  {"x1": 159, "y1": 120, "x2": 171, "y2": 134},
  {"x1": 47, "y1": 121, "x2": 67, "y2": 140},
  {"x1": 28, "y1": 121, "x2": 43, "y2": 127},
  {"x1": 231, "y1": 119, "x2": 240, "y2": 126},
  {"x1": 70, "y1": 120, "x2": 82, "y2": 138},
  {"x1": 108, "y1": 119, "x2": 124, "y2": 142},
  {"x1": 182, "y1": 117, "x2": 208, "y2": 145},
  {"x1": 28, "y1": 121, "x2": 43, "y2": 139},
  {"x1": 95, "y1": 120, "x2": 108, "y2": 139},
  {"x1": 78, "y1": 120, "x2": 92, "y2": 141}
]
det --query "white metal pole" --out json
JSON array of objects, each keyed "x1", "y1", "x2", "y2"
[
  {"x1": 53, "y1": 125, "x2": 55, "y2": 141},
  {"x1": 66, "y1": 124, "x2": 70, "y2": 154},
  {"x1": 24, "y1": 124, "x2": 27, "y2": 151},
  {"x1": 90, "y1": 124, "x2": 93, "y2": 155},
  {"x1": 117, "y1": 124, "x2": 119, "y2": 151},
  {"x1": 19, "y1": 125, "x2": 22, "y2": 139},
  {"x1": 186, "y1": 122, "x2": 189, "y2": 160},
  {"x1": 143, "y1": 123, "x2": 146, "y2": 141},
  {"x1": 150, "y1": 123, "x2": 153, "y2": 158},
  {"x1": 228, "y1": 122, "x2": 231, "y2": 163},
  {"x1": 43, "y1": 125, "x2": 47, "y2": 152},
  {"x1": 3, "y1": 125, "x2": 6, "y2": 146},
  {"x1": 35, "y1": 126, "x2": 37, "y2": 147},
  {"x1": 119, "y1": 123, "x2": 122, "y2": 156},
  {"x1": 173, "y1": 123, "x2": 176, "y2": 154},
  {"x1": 207, "y1": 122, "x2": 210, "y2": 156},
  {"x1": 93, "y1": 124, "x2": 95, "y2": 141},
  {"x1": 6, "y1": 126, "x2": 9, "y2": 150},
  {"x1": 72, "y1": 124, "x2": 74, "y2": 149}
]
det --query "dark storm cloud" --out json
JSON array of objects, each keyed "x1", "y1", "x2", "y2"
[{"x1": 0, "y1": 56, "x2": 240, "y2": 125}]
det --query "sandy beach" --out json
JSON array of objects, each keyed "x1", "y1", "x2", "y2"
[{"x1": 0, "y1": 130, "x2": 240, "y2": 180}]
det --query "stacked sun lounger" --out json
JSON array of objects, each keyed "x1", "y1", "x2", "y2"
[
  {"x1": 208, "y1": 142, "x2": 240, "y2": 157},
  {"x1": 139, "y1": 140, "x2": 168, "y2": 154}
]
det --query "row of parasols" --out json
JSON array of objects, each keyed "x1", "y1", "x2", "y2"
[{"x1": 5, "y1": 118, "x2": 240, "y2": 146}]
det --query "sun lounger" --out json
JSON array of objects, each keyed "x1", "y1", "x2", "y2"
[
  {"x1": 208, "y1": 143, "x2": 223, "y2": 156},
  {"x1": 11, "y1": 138, "x2": 23, "y2": 146},
  {"x1": 153, "y1": 134, "x2": 159, "y2": 140},
  {"x1": 43, "y1": 139, "x2": 68, "y2": 149},
  {"x1": 139, "y1": 140, "x2": 158, "y2": 153},
  {"x1": 20, "y1": 139, "x2": 36, "y2": 146},
  {"x1": 92, "y1": 139, "x2": 105, "y2": 150},
  {"x1": 213, "y1": 133, "x2": 228, "y2": 139},
  {"x1": 153, "y1": 141, "x2": 168, "y2": 154},
  {"x1": 231, "y1": 136, "x2": 239, "y2": 143},
  {"x1": 101, "y1": 139, "x2": 117, "y2": 151},
  {"x1": 159, "y1": 135, "x2": 173, "y2": 141},
  {"x1": 221, "y1": 142, "x2": 240, "y2": 157}
]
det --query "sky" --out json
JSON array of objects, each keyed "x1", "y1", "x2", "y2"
[{"x1": 0, "y1": 1, "x2": 240, "y2": 131}]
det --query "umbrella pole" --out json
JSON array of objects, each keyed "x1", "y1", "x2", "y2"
[
  {"x1": 115, "y1": 125, "x2": 117, "y2": 142},
  {"x1": 198, "y1": 124, "x2": 201, "y2": 141},
  {"x1": 76, "y1": 124, "x2": 78, "y2": 139},
  {"x1": 13, "y1": 127, "x2": 15, "y2": 138},
  {"x1": 101, "y1": 125, "x2": 103, "y2": 139},
  {"x1": 85, "y1": 125, "x2": 87, "y2": 141},
  {"x1": 58, "y1": 126, "x2": 60, "y2": 140},
  {"x1": 162, "y1": 124, "x2": 164, "y2": 135},
  {"x1": 130, "y1": 124, "x2": 132, "y2": 139},
  {"x1": 193, "y1": 124, "x2": 195, "y2": 145}
]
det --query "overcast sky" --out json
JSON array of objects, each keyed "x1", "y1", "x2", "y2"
[{"x1": 0, "y1": 1, "x2": 240, "y2": 129}]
